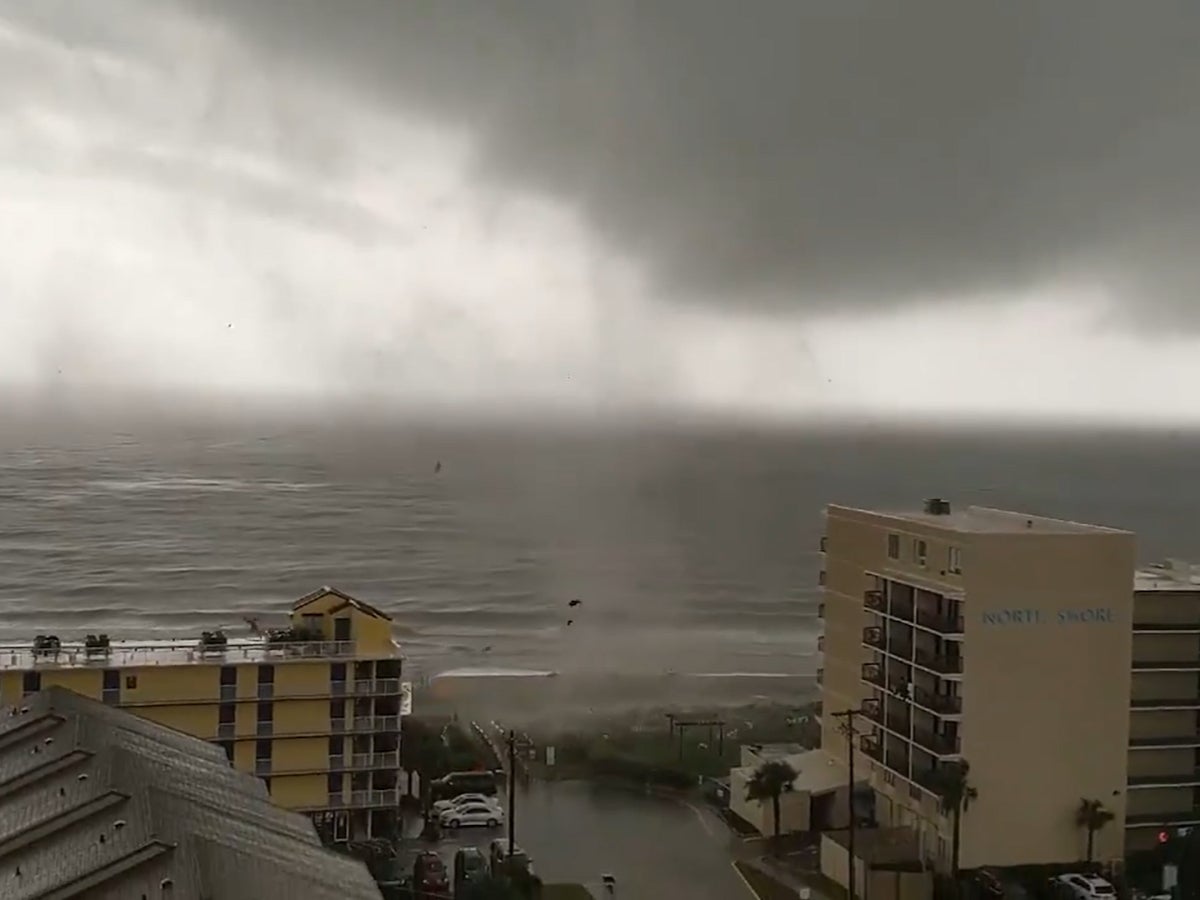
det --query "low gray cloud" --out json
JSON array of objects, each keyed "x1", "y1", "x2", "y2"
[{"x1": 163, "y1": 0, "x2": 1200, "y2": 320}]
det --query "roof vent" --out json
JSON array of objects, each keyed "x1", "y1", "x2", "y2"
[{"x1": 924, "y1": 498, "x2": 951, "y2": 515}]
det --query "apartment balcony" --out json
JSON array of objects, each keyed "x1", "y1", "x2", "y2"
[
  {"x1": 890, "y1": 600, "x2": 915, "y2": 621},
  {"x1": 217, "y1": 722, "x2": 235, "y2": 739},
  {"x1": 1127, "y1": 771, "x2": 1200, "y2": 788},
  {"x1": 862, "y1": 698, "x2": 883, "y2": 724},
  {"x1": 862, "y1": 662, "x2": 886, "y2": 690},
  {"x1": 1129, "y1": 735, "x2": 1200, "y2": 749},
  {"x1": 816, "y1": 667, "x2": 824, "y2": 685},
  {"x1": 817, "y1": 602, "x2": 825, "y2": 619},
  {"x1": 863, "y1": 626, "x2": 886, "y2": 651},
  {"x1": 1133, "y1": 623, "x2": 1200, "y2": 634},
  {"x1": 860, "y1": 736, "x2": 883, "y2": 762},
  {"x1": 374, "y1": 678, "x2": 401, "y2": 695},
  {"x1": 817, "y1": 635, "x2": 825, "y2": 653},
  {"x1": 820, "y1": 535, "x2": 828, "y2": 553},
  {"x1": 352, "y1": 715, "x2": 375, "y2": 732},
  {"x1": 254, "y1": 759, "x2": 271, "y2": 776},
  {"x1": 915, "y1": 610, "x2": 965, "y2": 636},
  {"x1": 1132, "y1": 660, "x2": 1200, "y2": 672},
  {"x1": 912, "y1": 728, "x2": 961, "y2": 757},
  {"x1": 1127, "y1": 811, "x2": 1200, "y2": 827},
  {"x1": 885, "y1": 712, "x2": 911, "y2": 737},
  {"x1": 911, "y1": 767, "x2": 943, "y2": 796},
  {"x1": 914, "y1": 649, "x2": 963, "y2": 676},
  {"x1": 347, "y1": 788, "x2": 402, "y2": 808},
  {"x1": 353, "y1": 679, "x2": 375, "y2": 695},
  {"x1": 1130, "y1": 697, "x2": 1200, "y2": 710},
  {"x1": 911, "y1": 685, "x2": 963, "y2": 716}
]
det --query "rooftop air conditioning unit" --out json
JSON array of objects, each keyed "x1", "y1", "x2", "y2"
[{"x1": 924, "y1": 498, "x2": 951, "y2": 515}]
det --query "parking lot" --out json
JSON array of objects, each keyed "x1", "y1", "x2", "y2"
[{"x1": 399, "y1": 778, "x2": 750, "y2": 898}]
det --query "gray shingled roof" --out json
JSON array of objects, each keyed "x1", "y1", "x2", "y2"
[{"x1": 0, "y1": 687, "x2": 382, "y2": 900}]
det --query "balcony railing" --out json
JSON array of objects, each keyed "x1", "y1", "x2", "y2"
[
  {"x1": 915, "y1": 610, "x2": 964, "y2": 635},
  {"x1": 915, "y1": 649, "x2": 963, "y2": 675},
  {"x1": 353, "y1": 716, "x2": 374, "y2": 732},
  {"x1": 817, "y1": 635, "x2": 825, "y2": 653},
  {"x1": 891, "y1": 600, "x2": 914, "y2": 621},
  {"x1": 1130, "y1": 697, "x2": 1200, "y2": 709},
  {"x1": 862, "y1": 663, "x2": 885, "y2": 689},
  {"x1": 217, "y1": 722, "x2": 235, "y2": 739},
  {"x1": 255, "y1": 759, "x2": 271, "y2": 775},
  {"x1": 374, "y1": 715, "x2": 400, "y2": 732},
  {"x1": 817, "y1": 602, "x2": 825, "y2": 619},
  {"x1": 863, "y1": 627, "x2": 886, "y2": 650},
  {"x1": 860, "y1": 736, "x2": 882, "y2": 761},
  {"x1": 1132, "y1": 660, "x2": 1200, "y2": 671},
  {"x1": 257, "y1": 684, "x2": 274, "y2": 699},
  {"x1": 220, "y1": 684, "x2": 236, "y2": 702},
  {"x1": 911, "y1": 686, "x2": 962, "y2": 715},
  {"x1": 912, "y1": 767, "x2": 943, "y2": 795},
  {"x1": 256, "y1": 721, "x2": 273, "y2": 736},
  {"x1": 885, "y1": 712, "x2": 911, "y2": 736},
  {"x1": 1127, "y1": 771, "x2": 1200, "y2": 788},
  {"x1": 374, "y1": 678, "x2": 401, "y2": 695},
  {"x1": 1130, "y1": 735, "x2": 1200, "y2": 748},
  {"x1": 816, "y1": 667, "x2": 824, "y2": 685},
  {"x1": 331, "y1": 717, "x2": 347, "y2": 733},
  {"x1": 373, "y1": 750, "x2": 401, "y2": 768},
  {"x1": 331, "y1": 681, "x2": 347, "y2": 696},
  {"x1": 913, "y1": 728, "x2": 960, "y2": 756},
  {"x1": 1127, "y1": 811, "x2": 1200, "y2": 827},
  {"x1": 353, "y1": 679, "x2": 375, "y2": 695},
  {"x1": 1132, "y1": 622, "x2": 1200, "y2": 634},
  {"x1": 351, "y1": 752, "x2": 372, "y2": 768},
  {"x1": 864, "y1": 590, "x2": 886, "y2": 613},
  {"x1": 862, "y1": 699, "x2": 882, "y2": 723},
  {"x1": 347, "y1": 788, "x2": 402, "y2": 808}
]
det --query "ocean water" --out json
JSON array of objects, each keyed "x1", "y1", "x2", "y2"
[{"x1": 1, "y1": 408, "x2": 1198, "y2": 710}]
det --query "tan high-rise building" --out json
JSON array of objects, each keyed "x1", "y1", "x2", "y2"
[
  {"x1": 1127, "y1": 561, "x2": 1200, "y2": 851},
  {"x1": 819, "y1": 501, "x2": 1137, "y2": 873}
]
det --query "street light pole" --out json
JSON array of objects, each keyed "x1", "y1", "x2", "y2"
[
  {"x1": 832, "y1": 708, "x2": 862, "y2": 900},
  {"x1": 507, "y1": 729, "x2": 517, "y2": 857}
]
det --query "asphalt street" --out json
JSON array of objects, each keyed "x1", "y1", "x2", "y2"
[{"x1": 404, "y1": 779, "x2": 752, "y2": 898}]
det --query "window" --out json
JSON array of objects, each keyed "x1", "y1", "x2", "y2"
[
  {"x1": 257, "y1": 665, "x2": 274, "y2": 685},
  {"x1": 329, "y1": 736, "x2": 344, "y2": 757},
  {"x1": 257, "y1": 701, "x2": 273, "y2": 723},
  {"x1": 22, "y1": 671, "x2": 40, "y2": 694},
  {"x1": 887, "y1": 534, "x2": 900, "y2": 560},
  {"x1": 327, "y1": 772, "x2": 343, "y2": 794},
  {"x1": 124, "y1": 675, "x2": 138, "y2": 690},
  {"x1": 914, "y1": 539, "x2": 928, "y2": 567},
  {"x1": 220, "y1": 666, "x2": 237, "y2": 686},
  {"x1": 219, "y1": 703, "x2": 235, "y2": 724},
  {"x1": 948, "y1": 546, "x2": 962, "y2": 575},
  {"x1": 255, "y1": 739, "x2": 272, "y2": 761}
]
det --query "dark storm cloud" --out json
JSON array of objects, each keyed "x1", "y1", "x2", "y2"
[
  {"x1": 173, "y1": 0, "x2": 1200, "y2": 319},
  {"x1": 23, "y1": 0, "x2": 1200, "y2": 319}
]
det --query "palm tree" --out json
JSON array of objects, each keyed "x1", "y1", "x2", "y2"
[
  {"x1": 1076, "y1": 798, "x2": 1115, "y2": 864},
  {"x1": 745, "y1": 760, "x2": 798, "y2": 853},
  {"x1": 932, "y1": 760, "x2": 977, "y2": 884}
]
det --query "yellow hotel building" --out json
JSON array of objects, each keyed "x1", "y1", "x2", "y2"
[{"x1": 0, "y1": 586, "x2": 408, "y2": 842}]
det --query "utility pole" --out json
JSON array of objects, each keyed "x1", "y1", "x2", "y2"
[
  {"x1": 507, "y1": 729, "x2": 516, "y2": 857},
  {"x1": 831, "y1": 708, "x2": 863, "y2": 900}
]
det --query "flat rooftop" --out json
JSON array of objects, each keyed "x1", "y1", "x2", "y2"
[
  {"x1": 1136, "y1": 561, "x2": 1200, "y2": 593},
  {"x1": 0, "y1": 636, "x2": 401, "y2": 672},
  {"x1": 831, "y1": 504, "x2": 1129, "y2": 535}
]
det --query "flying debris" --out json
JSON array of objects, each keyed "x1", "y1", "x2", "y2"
[
  {"x1": 568, "y1": 599, "x2": 581, "y2": 607},
  {"x1": 482, "y1": 646, "x2": 492, "y2": 652},
  {"x1": 434, "y1": 461, "x2": 442, "y2": 474},
  {"x1": 566, "y1": 620, "x2": 574, "y2": 627}
]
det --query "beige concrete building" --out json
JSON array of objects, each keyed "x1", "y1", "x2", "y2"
[
  {"x1": 819, "y1": 501, "x2": 1138, "y2": 874},
  {"x1": 1126, "y1": 560, "x2": 1200, "y2": 851}
]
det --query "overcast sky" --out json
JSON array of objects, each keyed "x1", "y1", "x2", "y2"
[{"x1": 2, "y1": 0, "x2": 1199, "y2": 422}]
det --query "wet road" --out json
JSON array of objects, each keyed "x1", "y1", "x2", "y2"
[{"x1": 408, "y1": 780, "x2": 751, "y2": 899}]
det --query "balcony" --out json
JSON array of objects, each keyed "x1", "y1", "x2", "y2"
[
  {"x1": 817, "y1": 602, "x2": 825, "y2": 619},
  {"x1": 860, "y1": 736, "x2": 883, "y2": 762},
  {"x1": 1133, "y1": 622, "x2": 1200, "y2": 634},
  {"x1": 817, "y1": 635, "x2": 825, "y2": 653},
  {"x1": 347, "y1": 788, "x2": 402, "y2": 808},
  {"x1": 863, "y1": 626, "x2": 886, "y2": 651},
  {"x1": 865, "y1": 590, "x2": 886, "y2": 613},
  {"x1": 255, "y1": 759, "x2": 271, "y2": 775},
  {"x1": 353, "y1": 679, "x2": 375, "y2": 696},
  {"x1": 885, "y1": 712, "x2": 911, "y2": 736},
  {"x1": 890, "y1": 600, "x2": 915, "y2": 621},
  {"x1": 914, "y1": 649, "x2": 963, "y2": 675},
  {"x1": 256, "y1": 721, "x2": 273, "y2": 737},
  {"x1": 816, "y1": 667, "x2": 824, "y2": 685},
  {"x1": 862, "y1": 698, "x2": 883, "y2": 724},
  {"x1": 862, "y1": 662, "x2": 885, "y2": 689},
  {"x1": 911, "y1": 686, "x2": 963, "y2": 715},
  {"x1": 1130, "y1": 735, "x2": 1200, "y2": 748},
  {"x1": 915, "y1": 610, "x2": 964, "y2": 636},
  {"x1": 331, "y1": 681, "x2": 347, "y2": 696},
  {"x1": 913, "y1": 729, "x2": 960, "y2": 757},
  {"x1": 1132, "y1": 660, "x2": 1200, "y2": 672},
  {"x1": 217, "y1": 722, "x2": 235, "y2": 740},
  {"x1": 911, "y1": 767, "x2": 944, "y2": 796},
  {"x1": 331, "y1": 717, "x2": 348, "y2": 733},
  {"x1": 819, "y1": 535, "x2": 828, "y2": 553},
  {"x1": 374, "y1": 678, "x2": 401, "y2": 695},
  {"x1": 373, "y1": 750, "x2": 401, "y2": 768},
  {"x1": 257, "y1": 684, "x2": 274, "y2": 699},
  {"x1": 219, "y1": 684, "x2": 236, "y2": 702},
  {"x1": 1130, "y1": 697, "x2": 1200, "y2": 710},
  {"x1": 1127, "y1": 811, "x2": 1200, "y2": 827},
  {"x1": 1128, "y1": 771, "x2": 1200, "y2": 788},
  {"x1": 352, "y1": 715, "x2": 374, "y2": 732}
]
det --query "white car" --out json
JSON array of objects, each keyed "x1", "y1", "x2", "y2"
[
  {"x1": 432, "y1": 793, "x2": 500, "y2": 816},
  {"x1": 440, "y1": 802, "x2": 504, "y2": 829},
  {"x1": 1052, "y1": 874, "x2": 1116, "y2": 899}
]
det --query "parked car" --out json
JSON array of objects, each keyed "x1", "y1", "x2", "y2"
[
  {"x1": 432, "y1": 792, "x2": 502, "y2": 816},
  {"x1": 412, "y1": 851, "x2": 449, "y2": 899},
  {"x1": 454, "y1": 847, "x2": 489, "y2": 893},
  {"x1": 431, "y1": 771, "x2": 499, "y2": 801},
  {"x1": 440, "y1": 802, "x2": 503, "y2": 829},
  {"x1": 1051, "y1": 874, "x2": 1116, "y2": 900},
  {"x1": 489, "y1": 838, "x2": 533, "y2": 878}
]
